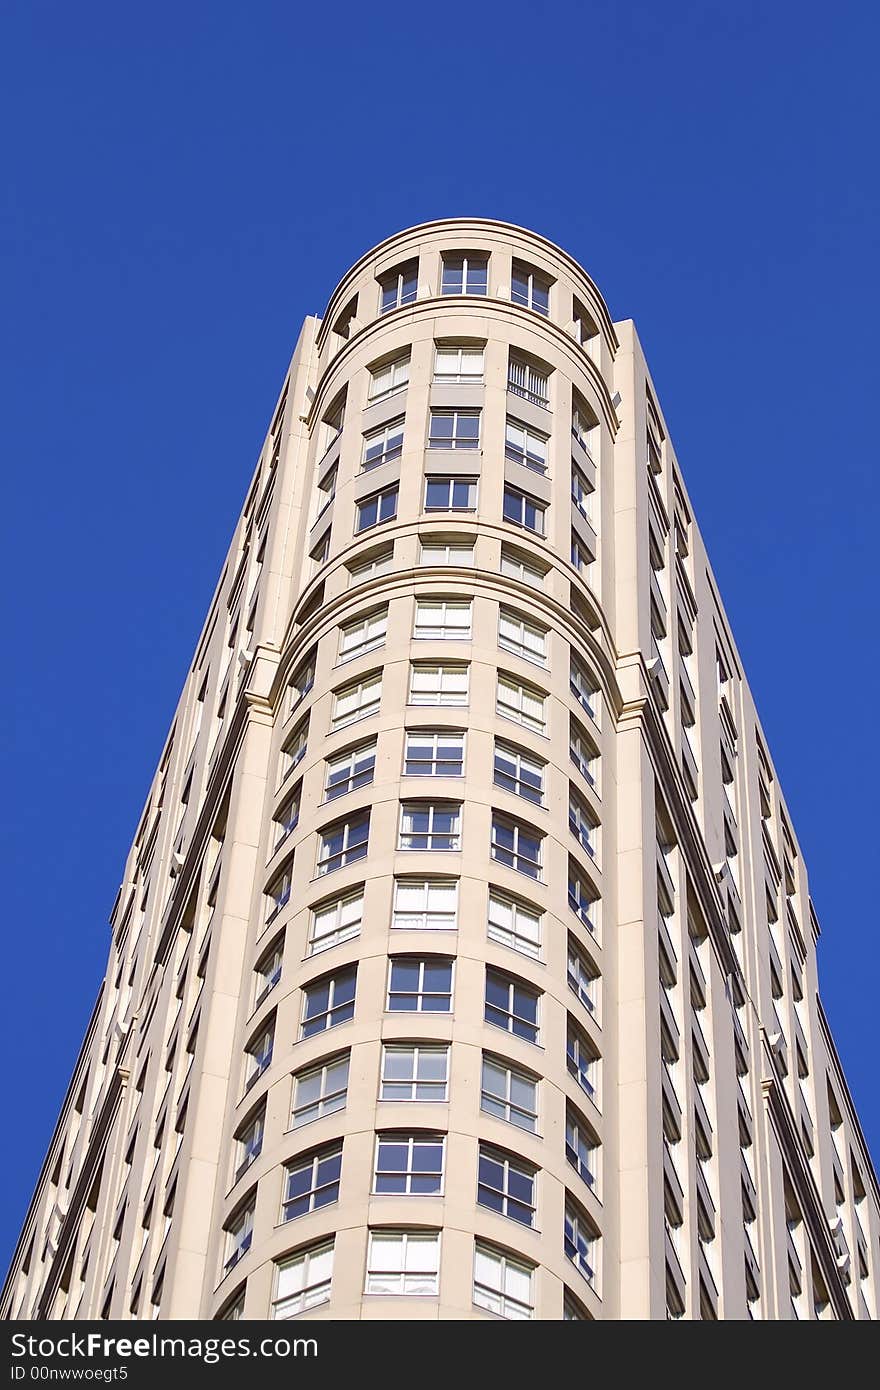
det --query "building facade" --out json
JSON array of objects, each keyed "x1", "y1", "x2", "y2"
[{"x1": 3, "y1": 219, "x2": 877, "y2": 1322}]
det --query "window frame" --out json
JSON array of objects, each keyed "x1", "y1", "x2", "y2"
[
  {"x1": 498, "y1": 607, "x2": 548, "y2": 666},
  {"x1": 309, "y1": 888, "x2": 364, "y2": 956},
  {"x1": 503, "y1": 485, "x2": 545, "y2": 535},
  {"x1": 441, "y1": 252, "x2": 489, "y2": 296},
  {"x1": 404, "y1": 729, "x2": 465, "y2": 778},
  {"x1": 413, "y1": 598, "x2": 472, "y2": 641},
  {"x1": 398, "y1": 801, "x2": 462, "y2": 852},
  {"x1": 424, "y1": 476, "x2": 478, "y2": 512},
  {"x1": 473, "y1": 1242, "x2": 535, "y2": 1319},
  {"x1": 380, "y1": 1044, "x2": 450, "y2": 1102},
  {"x1": 272, "y1": 1241, "x2": 334, "y2": 1319},
  {"x1": 364, "y1": 1230, "x2": 441, "y2": 1296},
  {"x1": 490, "y1": 811, "x2": 543, "y2": 880},
  {"x1": 368, "y1": 353, "x2": 410, "y2": 402},
  {"x1": 324, "y1": 740, "x2": 377, "y2": 801},
  {"x1": 477, "y1": 1145, "x2": 537, "y2": 1228},
  {"x1": 480, "y1": 1055, "x2": 538, "y2": 1133},
  {"x1": 282, "y1": 1144, "x2": 343, "y2": 1222},
  {"x1": 387, "y1": 956, "x2": 454, "y2": 1013},
  {"x1": 487, "y1": 890, "x2": 542, "y2": 960},
  {"x1": 410, "y1": 662, "x2": 469, "y2": 707},
  {"x1": 355, "y1": 484, "x2": 399, "y2": 534},
  {"x1": 338, "y1": 608, "x2": 388, "y2": 663},
  {"x1": 331, "y1": 672, "x2": 382, "y2": 729},
  {"x1": 316, "y1": 811, "x2": 370, "y2": 876},
  {"x1": 291, "y1": 1053, "x2": 350, "y2": 1128},
  {"x1": 505, "y1": 418, "x2": 549, "y2": 473},
  {"x1": 427, "y1": 408, "x2": 481, "y2": 451},
  {"x1": 300, "y1": 966, "x2": 357, "y2": 1039},
  {"x1": 392, "y1": 877, "x2": 459, "y2": 931},
  {"x1": 484, "y1": 966, "x2": 541, "y2": 1044},
  {"x1": 373, "y1": 1133, "x2": 446, "y2": 1196}
]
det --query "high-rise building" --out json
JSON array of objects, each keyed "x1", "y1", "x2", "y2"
[{"x1": 3, "y1": 219, "x2": 877, "y2": 1322}]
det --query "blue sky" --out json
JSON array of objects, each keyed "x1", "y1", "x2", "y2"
[{"x1": 1, "y1": 0, "x2": 878, "y2": 1266}]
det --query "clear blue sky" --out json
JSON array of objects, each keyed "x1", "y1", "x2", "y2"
[{"x1": 1, "y1": 1, "x2": 878, "y2": 1267}]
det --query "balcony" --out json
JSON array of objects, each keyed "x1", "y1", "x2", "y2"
[
  {"x1": 662, "y1": 1061, "x2": 683, "y2": 1142},
  {"x1": 695, "y1": 1161, "x2": 716, "y2": 1241}
]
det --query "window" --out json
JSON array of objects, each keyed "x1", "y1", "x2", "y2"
[
  {"x1": 569, "y1": 789, "x2": 596, "y2": 857},
  {"x1": 511, "y1": 260, "x2": 551, "y2": 316},
  {"x1": 316, "y1": 812, "x2": 370, "y2": 875},
  {"x1": 503, "y1": 486, "x2": 545, "y2": 535},
  {"x1": 288, "y1": 655, "x2": 315, "y2": 714},
  {"x1": 571, "y1": 464, "x2": 593, "y2": 519},
  {"x1": 566, "y1": 1109, "x2": 597, "y2": 1188},
  {"x1": 272, "y1": 1242, "x2": 334, "y2": 1318},
  {"x1": 410, "y1": 662, "x2": 469, "y2": 707},
  {"x1": 566, "y1": 1022, "x2": 597, "y2": 1099},
  {"x1": 381, "y1": 1045, "x2": 449, "y2": 1101},
  {"x1": 569, "y1": 719, "x2": 596, "y2": 785},
  {"x1": 478, "y1": 1146, "x2": 536, "y2": 1227},
  {"x1": 500, "y1": 546, "x2": 546, "y2": 587},
  {"x1": 315, "y1": 466, "x2": 336, "y2": 520},
  {"x1": 393, "y1": 878, "x2": 458, "y2": 930},
  {"x1": 505, "y1": 419, "x2": 548, "y2": 473},
  {"x1": 441, "y1": 253, "x2": 488, "y2": 295},
  {"x1": 413, "y1": 599, "x2": 472, "y2": 640},
  {"x1": 473, "y1": 1243, "x2": 534, "y2": 1319},
  {"x1": 564, "y1": 1202, "x2": 595, "y2": 1283},
  {"x1": 564, "y1": 1292, "x2": 589, "y2": 1320},
  {"x1": 568, "y1": 862, "x2": 597, "y2": 933},
  {"x1": 234, "y1": 1110, "x2": 264, "y2": 1182},
  {"x1": 320, "y1": 396, "x2": 345, "y2": 456},
  {"x1": 223, "y1": 1203, "x2": 254, "y2": 1274},
  {"x1": 567, "y1": 937, "x2": 597, "y2": 1013},
  {"x1": 488, "y1": 891, "x2": 542, "y2": 959},
  {"x1": 404, "y1": 730, "x2": 465, "y2": 777},
  {"x1": 332, "y1": 295, "x2": 357, "y2": 344},
  {"x1": 379, "y1": 259, "x2": 418, "y2": 313},
  {"x1": 254, "y1": 940, "x2": 283, "y2": 1006},
  {"x1": 291, "y1": 1054, "x2": 349, "y2": 1127},
  {"x1": 485, "y1": 968, "x2": 540, "y2": 1043},
  {"x1": 490, "y1": 813, "x2": 542, "y2": 880},
  {"x1": 496, "y1": 675, "x2": 545, "y2": 734},
  {"x1": 570, "y1": 657, "x2": 598, "y2": 721},
  {"x1": 424, "y1": 476, "x2": 478, "y2": 511},
  {"x1": 498, "y1": 608, "x2": 547, "y2": 665},
  {"x1": 428, "y1": 409, "x2": 480, "y2": 450},
  {"x1": 420, "y1": 537, "x2": 475, "y2": 566},
  {"x1": 339, "y1": 609, "x2": 387, "y2": 662},
  {"x1": 572, "y1": 406, "x2": 594, "y2": 454},
  {"x1": 282, "y1": 1145, "x2": 342, "y2": 1221},
  {"x1": 365, "y1": 1230, "x2": 440, "y2": 1295},
  {"x1": 273, "y1": 787, "x2": 300, "y2": 848},
  {"x1": 325, "y1": 741, "x2": 376, "y2": 800},
  {"x1": 399, "y1": 802, "x2": 461, "y2": 851},
  {"x1": 266, "y1": 862, "x2": 293, "y2": 923},
  {"x1": 356, "y1": 485, "x2": 398, "y2": 533},
  {"x1": 362, "y1": 419, "x2": 404, "y2": 472},
  {"x1": 309, "y1": 889, "x2": 363, "y2": 955},
  {"x1": 571, "y1": 534, "x2": 592, "y2": 574},
  {"x1": 310, "y1": 531, "x2": 329, "y2": 573},
  {"x1": 369, "y1": 353, "x2": 410, "y2": 401},
  {"x1": 493, "y1": 741, "x2": 544, "y2": 805},
  {"x1": 388, "y1": 958, "x2": 454, "y2": 1012},
  {"x1": 347, "y1": 546, "x2": 393, "y2": 584},
  {"x1": 374, "y1": 1134, "x2": 445, "y2": 1194},
  {"x1": 434, "y1": 344, "x2": 484, "y2": 383},
  {"x1": 331, "y1": 673, "x2": 382, "y2": 728},
  {"x1": 508, "y1": 356, "x2": 549, "y2": 409},
  {"x1": 281, "y1": 718, "x2": 308, "y2": 780},
  {"x1": 481, "y1": 1056, "x2": 538, "y2": 1132},
  {"x1": 300, "y1": 967, "x2": 357, "y2": 1038}
]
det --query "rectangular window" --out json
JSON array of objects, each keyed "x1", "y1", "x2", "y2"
[
  {"x1": 505, "y1": 419, "x2": 548, "y2": 473},
  {"x1": 362, "y1": 419, "x2": 404, "y2": 472},
  {"x1": 234, "y1": 1110, "x2": 264, "y2": 1182},
  {"x1": 511, "y1": 261, "x2": 551, "y2": 316},
  {"x1": 300, "y1": 966, "x2": 357, "y2": 1038},
  {"x1": 507, "y1": 354, "x2": 549, "y2": 407},
  {"x1": 569, "y1": 719, "x2": 596, "y2": 785},
  {"x1": 413, "y1": 599, "x2": 472, "y2": 640},
  {"x1": 374, "y1": 1134, "x2": 445, "y2": 1195},
  {"x1": 434, "y1": 345, "x2": 484, "y2": 383},
  {"x1": 291, "y1": 1054, "x2": 350, "y2": 1127},
  {"x1": 503, "y1": 486, "x2": 545, "y2": 535},
  {"x1": 473, "y1": 1242, "x2": 534, "y2": 1319},
  {"x1": 381, "y1": 1045, "x2": 449, "y2": 1101},
  {"x1": 281, "y1": 717, "x2": 308, "y2": 781},
  {"x1": 309, "y1": 889, "x2": 364, "y2": 955},
  {"x1": 387, "y1": 958, "x2": 453, "y2": 1013},
  {"x1": 224, "y1": 1204, "x2": 254, "y2": 1274},
  {"x1": 477, "y1": 1146, "x2": 536, "y2": 1227},
  {"x1": 570, "y1": 657, "x2": 598, "y2": 721},
  {"x1": 365, "y1": 1230, "x2": 440, "y2": 1295},
  {"x1": 410, "y1": 663, "x2": 469, "y2": 706},
  {"x1": 273, "y1": 787, "x2": 300, "y2": 848},
  {"x1": 282, "y1": 1145, "x2": 342, "y2": 1221},
  {"x1": 356, "y1": 486, "x2": 398, "y2": 533},
  {"x1": 571, "y1": 464, "x2": 593, "y2": 518},
  {"x1": 404, "y1": 730, "x2": 465, "y2": 777},
  {"x1": 266, "y1": 862, "x2": 293, "y2": 923},
  {"x1": 498, "y1": 608, "x2": 547, "y2": 665},
  {"x1": 347, "y1": 546, "x2": 393, "y2": 584},
  {"x1": 564, "y1": 1202, "x2": 595, "y2": 1283},
  {"x1": 493, "y1": 741, "x2": 544, "y2": 805},
  {"x1": 572, "y1": 407, "x2": 594, "y2": 454},
  {"x1": 369, "y1": 354, "x2": 410, "y2": 401},
  {"x1": 485, "y1": 967, "x2": 540, "y2": 1043},
  {"x1": 272, "y1": 1242, "x2": 334, "y2": 1318},
  {"x1": 331, "y1": 673, "x2": 382, "y2": 729},
  {"x1": 393, "y1": 878, "x2": 458, "y2": 930},
  {"x1": 481, "y1": 1056, "x2": 537, "y2": 1132},
  {"x1": 315, "y1": 466, "x2": 337, "y2": 520},
  {"x1": 566, "y1": 1109, "x2": 597, "y2": 1189},
  {"x1": 325, "y1": 740, "x2": 376, "y2": 800},
  {"x1": 490, "y1": 812, "x2": 543, "y2": 880},
  {"x1": 568, "y1": 862, "x2": 597, "y2": 934},
  {"x1": 254, "y1": 940, "x2": 283, "y2": 1006},
  {"x1": 566, "y1": 1022, "x2": 597, "y2": 1099},
  {"x1": 441, "y1": 253, "x2": 488, "y2": 295},
  {"x1": 379, "y1": 260, "x2": 418, "y2": 314},
  {"x1": 424, "y1": 476, "x2": 478, "y2": 511},
  {"x1": 496, "y1": 675, "x2": 545, "y2": 734},
  {"x1": 568, "y1": 789, "x2": 596, "y2": 857},
  {"x1": 567, "y1": 937, "x2": 597, "y2": 1014},
  {"x1": 428, "y1": 409, "x2": 480, "y2": 450},
  {"x1": 288, "y1": 655, "x2": 316, "y2": 714},
  {"x1": 245, "y1": 1021, "x2": 273, "y2": 1089},
  {"x1": 571, "y1": 534, "x2": 592, "y2": 574},
  {"x1": 419, "y1": 537, "x2": 474, "y2": 566},
  {"x1": 500, "y1": 547, "x2": 546, "y2": 587},
  {"x1": 339, "y1": 609, "x2": 387, "y2": 662},
  {"x1": 488, "y1": 891, "x2": 542, "y2": 959},
  {"x1": 310, "y1": 531, "x2": 329, "y2": 573},
  {"x1": 317, "y1": 812, "x2": 370, "y2": 875},
  {"x1": 398, "y1": 802, "x2": 461, "y2": 851}
]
